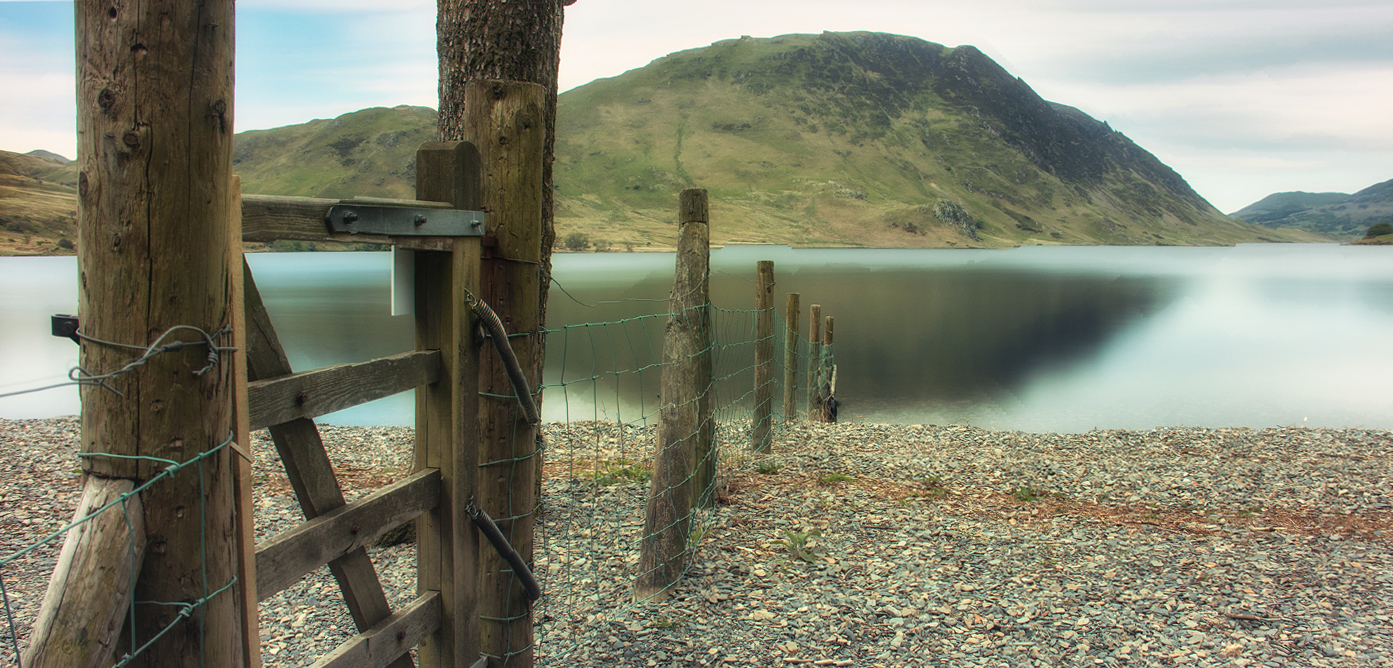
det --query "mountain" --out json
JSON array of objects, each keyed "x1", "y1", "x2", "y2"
[
  {"x1": 232, "y1": 32, "x2": 1312, "y2": 249},
  {"x1": 25, "y1": 150, "x2": 71, "y2": 164},
  {"x1": 549, "y1": 31, "x2": 1314, "y2": 248},
  {"x1": 1230, "y1": 179, "x2": 1393, "y2": 237},
  {"x1": 233, "y1": 105, "x2": 436, "y2": 199},
  {"x1": 0, "y1": 149, "x2": 79, "y2": 254},
  {"x1": 6, "y1": 31, "x2": 1325, "y2": 255}
]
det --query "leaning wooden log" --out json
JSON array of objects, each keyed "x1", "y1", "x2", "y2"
[{"x1": 23, "y1": 477, "x2": 145, "y2": 668}]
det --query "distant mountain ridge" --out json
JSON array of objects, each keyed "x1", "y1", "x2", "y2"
[
  {"x1": 548, "y1": 31, "x2": 1308, "y2": 248},
  {"x1": 0, "y1": 149, "x2": 79, "y2": 253},
  {"x1": 1230, "y1": 179, "x2": 1393, "y2": 236},
  {"x1": 6, "y1": 30, "x2": 1325, "y2": 255}
]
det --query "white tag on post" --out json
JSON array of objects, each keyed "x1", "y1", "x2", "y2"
[{"x1": 391, "y1": 247, "x2": 414, "y2": 316}]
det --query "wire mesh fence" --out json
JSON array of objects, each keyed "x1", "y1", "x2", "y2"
[
  {"x1": 533, "y1": 297, "x2": 834, "y2": 664},
  {"x1": 1, "y1": 437, "x2": 238, "y2": 668},
  {"x1": 0, "y1": 325, "x2": 239, "y2": 668},
  {"x1": 1, "y1": 277, "x2": 836, "y2": 668}
]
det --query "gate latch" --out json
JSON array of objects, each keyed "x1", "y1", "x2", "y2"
[{"x1": 326, "y1": 205, "x2": 486, "y2": 237}]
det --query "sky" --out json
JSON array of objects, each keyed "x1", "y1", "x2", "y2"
[{"x1": 1, "y1": 0, "x2": 1390, "y2": 213}]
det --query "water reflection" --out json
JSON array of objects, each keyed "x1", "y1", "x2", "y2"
[{"x1": 4, "y1": 244, "x2": 1393, "y2": 432}]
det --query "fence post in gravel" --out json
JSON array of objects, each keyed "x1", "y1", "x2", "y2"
[
  {"x1": 446, "y1": 80, "x2": 548, "y2": 666},
  {"x1": 783, "y1": 293, "x2": 799, "y2": 423},
  {"x1": 819, "y1": 315, "x2": 835, "y2": 422},
  {"x1": 752, "y1": 260, "x2": 775, "y2": 452},
  {"x1": 806, "y1": 304, "x2": 823, "y2": 421},
  {"x1": 637, "y1": 188, "x2": 711, "y2": 601},
  {"x1": 25, "y1": 0, "x2": 244, "y2": 665}
]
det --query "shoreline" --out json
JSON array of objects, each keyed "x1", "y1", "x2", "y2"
[{"x1": 4, "y1": 417, "x2": 1391, "y2": 666}]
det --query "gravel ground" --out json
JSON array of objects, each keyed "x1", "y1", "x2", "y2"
[{"x1": 3, "y1": 417, "x2": 1392, "y2": 667}]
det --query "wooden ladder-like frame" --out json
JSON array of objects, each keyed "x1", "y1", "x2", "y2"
[{"x1": 236, "y1": 141, "x2": 483, "y2": 668}]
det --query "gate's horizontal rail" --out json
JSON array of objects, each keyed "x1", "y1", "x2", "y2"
[
  {"x1": 247, "y1": 350, "x2": 441, "y2": 430},
  {"x1": 309, "y1": 591, "x2": 442, "y2": 668},
  {"x1": 242, "y1": 194, "x2": 456, "y2": 250},
  {"x1": 256, "y1": 468, "x2": 440, "y2": 600}
]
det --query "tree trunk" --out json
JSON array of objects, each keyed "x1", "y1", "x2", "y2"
[
  {"x1": 437, "y1": 0, "x2": 567, "y2": 328},
  {"x1": 437, "y1": 3, "x2": 567, "y2": 665}
]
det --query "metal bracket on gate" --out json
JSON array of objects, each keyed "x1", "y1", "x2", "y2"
[{"x1": 326, "y1": 204, "x2": 486, "y2": 237}]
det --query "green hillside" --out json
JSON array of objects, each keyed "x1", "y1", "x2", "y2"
[
  {"x1": 0, "y1": 150, "x2": 79, "y2": 255},
  {"x1": 1231, "y1": 180, "x2": 1393, "y2": 237},
  {"x1": 233, "y1": 105, "x2": 436, "y2": 199},
  {"x1": 550, "y1": 32, "x2": 1316, "y2": 249},
  {"x1": 5, "y1": 31, "x2": 1330, "y2": 255}
]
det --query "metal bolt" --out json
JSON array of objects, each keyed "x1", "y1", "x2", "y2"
[
  {"x1": 343, "y1": 211, "x2": 358, "y2": 225},
  {"x1": 413, "y1": 214, "x2": 427, "y2": 226}
]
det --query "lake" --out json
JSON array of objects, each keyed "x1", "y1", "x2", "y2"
[{"x1": 3, "y1": 244, "x2": 1391, "y2": 432}]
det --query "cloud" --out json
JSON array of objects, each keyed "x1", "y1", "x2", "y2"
[
  {"x1": 1035, "y1": 62, "x2": 1393, "y2": 153},
  {"x1": 3, "y1": 0, "x2": 1390, "y2": 213}
]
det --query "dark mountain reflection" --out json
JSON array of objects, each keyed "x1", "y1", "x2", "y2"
[{"x1": 544, "y1": 257, "x2": 1181, "y2": 425}]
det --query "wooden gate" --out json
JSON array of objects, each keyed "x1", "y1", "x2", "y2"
[{"x1": 238, "y1": 139, "x2": 486, "y2": 668}]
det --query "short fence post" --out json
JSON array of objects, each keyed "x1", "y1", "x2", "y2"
[
  {"x1": 820, "y1": 315, "x2": 835, "y2": 422},
  {"x1": 806, "y1": 305, "x2": 823, "y2": 421},
  {"x1": 783, "y1": 293, "x2": 799, "y2": 423},
  {"x1": 637, "y1": 189, "x2": 710, "y2": 601},
  {"x1": 752, "y1": 261, "x2": 775, "y2": 452}
]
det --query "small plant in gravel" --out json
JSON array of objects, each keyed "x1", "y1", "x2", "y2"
[
  {"x1": 779, "y1": 528, "x2": 826, "y2": 563},
  {"x1": 584, "y1": 458, "x2": 650, "y2": 487},
  {"x1": 818, "y1": 473, "x2": 852, "y2": 485},
  {"x1": 913, "y1": 475, "x2": 949, "y2": 499},
  {"x1": 1013, "y1": 486, "x2": 1042, "y2": 502},
  {"x1": 756, "y1": 461, "x2": 781, "y2": 475}
]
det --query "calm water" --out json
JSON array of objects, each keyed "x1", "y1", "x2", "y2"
[{"x1": 3, "y1": 244, "x2": 1391, "y2": 432}]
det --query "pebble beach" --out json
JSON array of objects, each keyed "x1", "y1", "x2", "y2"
[{"x1": 3, "y1": 417, "x2": 1392, "y2": 667}]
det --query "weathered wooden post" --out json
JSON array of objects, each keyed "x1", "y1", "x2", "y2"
[
  {"x1": 26, "y1": 0, "x2": 244, "y2": 665},
  {"x1": 637, "y1": 189, "x2": 711, "y2": 601},
  {"x1": 806, "y1": 305, "x2": 823, "y2": 420},
  {"x1": 752, "y1": 261, "x2": 775, "y2": 452},
  {"x1": 783, "y1": 293, "x2": 799, "y2": 423},
  {"x1": 413, "y1": 141, "x2": 484, "y2": 668},
  {"x1": 820, "y1": 315, "x2": 835, "y2": 422},
  {"x1": 443, "y1": 81, "x2": 547, "y2": 666}
]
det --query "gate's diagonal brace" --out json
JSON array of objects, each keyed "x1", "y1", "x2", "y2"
[{"x1": 470, "y1": 507, "x2": 541, "y2": 602}]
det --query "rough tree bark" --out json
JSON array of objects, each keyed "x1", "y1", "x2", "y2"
[
  {"x1": 436, "y1": 2, "x2": 570, "y2": 665},
  {"x1": 437, "y1": 0, "x2": 571, "y2": 331}
]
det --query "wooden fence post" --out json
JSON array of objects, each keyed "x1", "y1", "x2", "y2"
[
  {"x1": 820, "y1": 316, "x2": 835, "y2": 422},
  {"x1": 752, "y1": 261, "x2": 775, "y2": 452},
  {"x1": 806, "y1": 305, "x2": 823, "y2": 421},
  {"x1": 783, "y1": 294, "x2": 799, "y2": 423},
  {"x1": 27, "y1": 0, "x2": 243, "y2": 665},
  {"x1": 637, "y1": 189, "x2": 711, "y2": 601},
  {"x1": 445, "y1": 80, "x2": 548, "y2": 667},
  {"x1": 413, "y1": 141, "x2": 483, "y2": 668}
]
